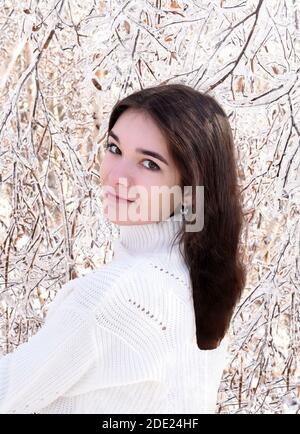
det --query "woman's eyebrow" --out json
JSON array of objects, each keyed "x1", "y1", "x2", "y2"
[{"x1": 108, "y1": 130, "x2": 169, "y2": 166}]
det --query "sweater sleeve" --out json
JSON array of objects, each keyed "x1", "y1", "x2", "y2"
[{"x1": 0, "y1": 303, "x2": 97, "y2": 414}]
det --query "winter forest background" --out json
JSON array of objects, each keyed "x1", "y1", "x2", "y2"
[{"x1": 0, "y1": 0, "x2": 299, "y2": 414}]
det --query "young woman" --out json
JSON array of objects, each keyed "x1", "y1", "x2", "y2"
[{"x1": 0, "y1": 83, "x2": 246, "y2": 414}]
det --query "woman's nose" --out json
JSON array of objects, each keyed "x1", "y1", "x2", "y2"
[
  {"x1": 107, "y1": 160, "x2": 134, "y2": 187},
  {"x1": 108, "y1": 173, "x2": 132, "y2": 190}
]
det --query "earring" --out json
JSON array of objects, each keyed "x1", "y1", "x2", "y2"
[{"x1": 180, "y1": 204, "x2": 189, "y2": 216}]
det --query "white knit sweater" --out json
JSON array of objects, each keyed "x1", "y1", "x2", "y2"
[{"x1": 0, "y1": 214, "x2": 229, "y2": 414}]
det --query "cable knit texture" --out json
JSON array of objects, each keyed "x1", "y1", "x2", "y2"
[{"x1": 0, "y1": 214, "x2": 229, "y2": 414}]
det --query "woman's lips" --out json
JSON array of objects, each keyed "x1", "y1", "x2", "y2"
[{"x1": 105, "y1": 192, "x2": 135, "y2": 203}]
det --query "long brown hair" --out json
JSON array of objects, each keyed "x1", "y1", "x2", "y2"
[{"x1": 106, "y1": 83, "x2": 247, "y2": 350}]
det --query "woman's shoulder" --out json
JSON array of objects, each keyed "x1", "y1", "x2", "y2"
[
  {"x1": 45, "y1": 255, "x2": 158, "y2": 317},
  {"x1": 133, "y1": 252, "x2": 192, "y2": 304},
  {"x1": 95, "y1": 252, "x2": 192, "y2": 307},
  {"x1": 46, "y1": 252, "x2": 191, "y2": 321}
]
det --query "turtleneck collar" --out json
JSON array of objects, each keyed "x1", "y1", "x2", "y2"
[{"x1": 112, "y1": 214, "x2": 185, "y2": 260}]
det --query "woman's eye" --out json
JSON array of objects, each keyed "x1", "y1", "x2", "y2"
[
  {"x1": 104, "y1": 141, "x2": 160, "y2": 171},
  {"x1": 142, "y1": 160, "x2": 160, "y2": 171},
  {"x1": 104, "y1": 142, "x2": 121, "y2": 154}
]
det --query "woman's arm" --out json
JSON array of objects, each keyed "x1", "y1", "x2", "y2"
[{"x1": 0, "y1": 303, "x2": 97, "y2": 414}]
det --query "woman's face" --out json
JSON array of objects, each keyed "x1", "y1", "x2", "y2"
[{"x1": 100, "y1": 109, "x2": 182, "y2": 226}]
